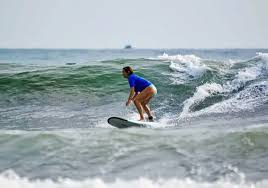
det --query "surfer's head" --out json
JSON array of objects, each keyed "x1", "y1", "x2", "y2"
[{"x1": 122, "y1": 66, "x2": 133, "y2": 78}]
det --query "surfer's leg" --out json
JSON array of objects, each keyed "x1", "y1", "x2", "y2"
[
  {"x1": 134, "y1": 86, "x2": 156, "y2": 120},
  {"x1": 141, "y1": 97, "x2": 153, "y2": 118},
  {"x1": 134, "y1": 99, "x2": 145, "y2": 120}
]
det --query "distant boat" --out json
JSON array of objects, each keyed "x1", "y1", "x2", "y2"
[
  {"x1": 124, "y1": 45, "x2": 132, "y2": 49},
  {"x1": 66, "y1": 63, "x2": 76, "y2": 65}
]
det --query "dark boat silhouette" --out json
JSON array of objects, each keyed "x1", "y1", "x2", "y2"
[{"x1": 124, "y1": 45, "x2": 132, "y2": 49}]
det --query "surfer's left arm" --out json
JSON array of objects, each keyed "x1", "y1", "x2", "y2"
[
  {"x1": 131, "y1": 92, "x2": 139, "y2": 101},
  {"x1": 126, "y1": 87, "x2": 135, "y2": 106}
]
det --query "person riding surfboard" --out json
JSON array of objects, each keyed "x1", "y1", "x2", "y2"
[{"x1": 122, "y1": 66, "x2": 157, "y2": 121}]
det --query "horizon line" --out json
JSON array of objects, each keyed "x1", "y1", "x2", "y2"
[{"x1": 0, "y1": 47, "x2": 268, "y2": 50}]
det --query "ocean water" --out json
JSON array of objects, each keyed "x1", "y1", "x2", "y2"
[{"x1": 0, "y1": 48, "x2": 268, "y2": 188}]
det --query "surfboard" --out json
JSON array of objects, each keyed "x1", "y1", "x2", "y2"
[{"x1": 107, "y1": 117, "x2": 155, "y2": 128}]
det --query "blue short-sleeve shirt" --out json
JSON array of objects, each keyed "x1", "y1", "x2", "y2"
[{"x1": 128, "y1": 73, "x2": 152, "y2": 92}]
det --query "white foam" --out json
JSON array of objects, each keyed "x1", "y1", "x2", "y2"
[
  {"x1": 180, "y1": 83, "x2": 224, "y2": 118},
  {"x1": 1, "y1": 170, "x2": 268, "y2": 188},
  {"x1": 179, "y1": 52, "x2": 268, "y2": 118},
  {"x1": 182, "y1": 81, "x2": 268, "y2": 117},
  {"x1": 225, "y1": 59, "x2": 240, "y2": 67},
  {"x1": 158, "y1": 53, "x2": 208, "y2": 81},
  {"x1": 158, "y1": 53, "x2": 202, "y2": 63},
  {"x1": 122, "y1": 109, "x2": 172, "y2": 128},
  {"x1": 219, "y1": 52, "x2": 268, "y2": 93},
  {"x1": 256, "y1": 52, "x2": 268, "y2": 75},
  {"x1": 223, "y1": 64, "x2": 263, "y2": 92},
  {"x1": 223, "y1": 52, "x2": 268, "y2": 93},
  {"x1": 256, "y1": 52, "x2": 268, "y2": 62}
]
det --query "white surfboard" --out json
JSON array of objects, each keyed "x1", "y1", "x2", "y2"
[{"x1": 107, "y1": 117, "x2": 156, "y2": 128}]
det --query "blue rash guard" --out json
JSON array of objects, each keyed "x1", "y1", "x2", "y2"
[{"x1": 128, "y1": 73, "x2": 152, "y2": 92}]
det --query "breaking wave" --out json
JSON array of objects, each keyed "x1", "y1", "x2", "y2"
[{"x1": 1, "y1": 170, "x2": 268, "y2": 188}]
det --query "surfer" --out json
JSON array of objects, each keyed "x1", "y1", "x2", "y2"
[{"x1": 122, "y1": 66, "x2": 157, "y2": 121}]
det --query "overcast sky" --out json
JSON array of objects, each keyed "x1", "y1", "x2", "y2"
[{"x1": 0, "y1": 0, "x2": 267, "y2": 49}]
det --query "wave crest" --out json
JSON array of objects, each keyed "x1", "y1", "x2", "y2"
[
  {"x1": 158, "y1": 53, "x2": 209, "y2": 82},
  {"x1": 1, "y1": 170, "x2": 268, "y2": 188}
]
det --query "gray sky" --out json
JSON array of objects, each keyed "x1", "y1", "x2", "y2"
[{"x1": 0, "y1": 0, "x2": 267, "y2": 49}]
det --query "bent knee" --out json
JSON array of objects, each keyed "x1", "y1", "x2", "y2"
[{"x1": 134, "y1": 98, "x2": 141, "y2": 104}]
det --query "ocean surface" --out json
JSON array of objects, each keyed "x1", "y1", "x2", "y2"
[{"x1": 0, "y1": 48, "x2": 268, "y2": 188}]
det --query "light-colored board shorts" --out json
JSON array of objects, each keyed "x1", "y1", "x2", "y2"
[{"x1": 148, "y1": 84, "x2": 157, "y2": 96}]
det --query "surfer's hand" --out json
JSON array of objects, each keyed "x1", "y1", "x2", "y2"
[{"x1": 126, "y1": 100, "x2": 132, "y2": 106}]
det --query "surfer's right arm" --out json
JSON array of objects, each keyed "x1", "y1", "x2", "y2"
[{"x1": 126, "y1": 87, "x2": 135, "y2": 106}]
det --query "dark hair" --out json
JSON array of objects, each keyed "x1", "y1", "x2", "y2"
[{"x1": 123, "y1": 66, "x2": 133, "y2": 75}]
